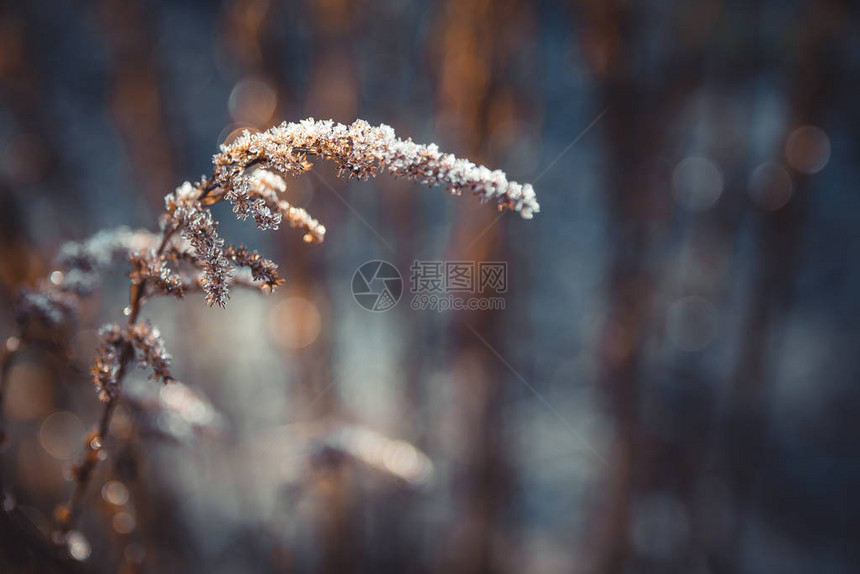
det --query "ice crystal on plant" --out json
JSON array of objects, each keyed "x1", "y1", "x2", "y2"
[
  {"x1": 157, "y1": 119, "x2": 538, "y2": 308},
  {"x1": 91, "y1": 322, "x2": 173, "y2": 402},
  {"x1": 163, "y1": 182, "x2": 233, "y2": 308},
  {"x1": 17, "y1": 228, "x2": 160, "y2": 328},
  {"x1": 126, "y1": 322, "x2": 173, "y2": 385},
  {"x1": 213, "y1": 118, "x2": 540, "y2": 218},
  {"x1": 130, "y1": 250, "x2": 186, "y2": 299},
  {"x1": 57, "y1": 227, "x2": 159, "y2": 292},
  {"x1": 91, "y1": 324, "x2": 126, "y2": 402},
  {"x1": 223, "y1": 245, "x2": 283, "y2": 292},
  {"x1": 224, "y1": 177, "x2": 282, "y2": 230},
  {"x1": 225, "y1": 168, "x2": 326, "y2": 241}
]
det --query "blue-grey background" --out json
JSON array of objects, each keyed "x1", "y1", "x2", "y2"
[{"x1": 0, "y1": 1, "x2": 858, "y2": 573}]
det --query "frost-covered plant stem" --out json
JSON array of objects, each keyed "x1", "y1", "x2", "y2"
[
  {"x1": 55, "y1": 243, "x2": 171, "y2": 535},
  {"x1": 6, "y1": 118, "x2": 539, "y2": 547},
  {"x1": 54, "y1": 349, "x2": 128, "y2": 534}
]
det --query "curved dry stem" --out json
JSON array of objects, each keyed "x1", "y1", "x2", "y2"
[
  {"x1": 211, "y1": 118, "x2": 540, "y2": 219},
  {"x1": 31, "y1": 117, "x2": 540, "y2": 548}
]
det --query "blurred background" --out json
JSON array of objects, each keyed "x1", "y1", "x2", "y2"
[{"x1": 0, "y1": 0, "x2": 858, "y2": 573}]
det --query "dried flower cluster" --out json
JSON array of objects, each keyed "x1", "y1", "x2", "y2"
[
  {"x1": 17, "y1": 227, "x2": 159, "y2": 327},
  {"x1": 92, "y1": 322, "x2": 173, "y2": 402},
  {"x1": 213, "y1": 118, "x2": 540, "y2": 219},
  {"x1": 224, "y1": 245, "x2": 283, "y2": 292},
  {"x1": 157, "y1": 175, "x2": 306, "y2": 307},
  {"x1": 161, "y1": 182, "x2": 233, "y2": 307},
  {"x1": 1, "y1": 117, "x2": 538, "y2": 550},
  {"x1": 148, "y1": 119, "x2": 540, "y2": 308},
  {"x1": 229, "y1": 168, "x2": 327, "y2": 242},
  {"x1": 130, "y1": 249, "x2": 186, "y2": 299}
]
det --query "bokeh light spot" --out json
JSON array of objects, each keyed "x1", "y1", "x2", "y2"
[
  {"x1": 5, "y1": 362, "x2": 54, "y2": 420},
  {"x1": 269, "y1": 296, "x2": 322, "y2": 349},
  {"x1": 748, "y1": 163, "x2": 792, "y2": 211},
  {"x1": 229, "y1": 77, "x2": 277, "y2": 127},
  {"x1": 672, "y1": 156, "x2": 723, "y2": 211},
  {"x1": 785, "y1": 125, "x2": 830, "y2": 174},
  {"x1": 102, "y1": 480, "x2": 130, "y2": 506},
  {"x1": 218, "y1": 124, "x2": 259, "y2": 147},
  {"x1": 113, "y1": 512, "x2": 136, "y2": 534},
  {"x1": 66, "y1": 530, "x2": 91, "y2": 561},
  {"x1": 39, "y1": 411, "x2": 84, "y2": 460}
]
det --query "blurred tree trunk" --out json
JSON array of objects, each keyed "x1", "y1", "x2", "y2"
[
  {"x1": 433, "y1": 1, "x2": 536, "y2": 572},
  {"x1": 715, "y1": 2, "x2": 840, "y2": 572},
  {"x1": 573, "y1": 1, "x2": 704, "y2": 572}
]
